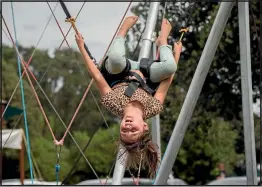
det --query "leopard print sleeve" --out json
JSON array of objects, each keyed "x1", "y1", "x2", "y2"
[
  {"x1": 101, "y1": 91, "x2": 124, "y2": 118},
  {"x1": 144, "y1": 97, "x2": 163, "y2": 119}
]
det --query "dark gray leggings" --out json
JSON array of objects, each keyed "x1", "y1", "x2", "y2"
[{"x1": 105, "y1": 36, "x2": 177, "y2": 83}]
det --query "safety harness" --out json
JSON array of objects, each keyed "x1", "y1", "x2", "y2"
[{"x1": 99, "y1": 57, "x2": 160, "y2": 98}]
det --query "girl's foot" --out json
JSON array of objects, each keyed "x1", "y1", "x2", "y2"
[
  {"x1": 155, "y1": 18, "x2": 172, "y2": 47},
  {"x1": 117, "y1": 16, "x2": 139, "y2": 37}
]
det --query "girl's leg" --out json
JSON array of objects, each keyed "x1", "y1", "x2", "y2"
[
  {"x1": 149, "y1": 18, "x2": 177, "y2": 83},
  {"x1": 149, "y1": 45, "x2": 177, "y2": 83},
  {"x1": 106, "y1": 16, "x2": 139, "y2": 74},
  {"x1": 106, "y1": 36, "x2": 127, "y2": 74}
]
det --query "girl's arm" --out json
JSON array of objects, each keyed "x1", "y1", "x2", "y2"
[
  {"x1": 75, "y1": 33, "x2": 112, "y2": 96},
  {"x1": 154, "y1": 42, "x2": 182, "y2": 104}
]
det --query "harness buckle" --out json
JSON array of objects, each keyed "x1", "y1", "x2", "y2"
[
  {"x1": 123, "y1": 72, "x2": 156, "y2": 98},
  {"x1": 124, "y1": 81, "x2": 139, "y2": 98}
]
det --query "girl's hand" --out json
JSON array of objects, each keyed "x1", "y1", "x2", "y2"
[
  {"x1": 75, "y1": 32, "x2": 85, "y2": 48},
  {"x1": 173, "y1": 41, "x2": 182, "y2": 62},
  {"x1": 173, "y1": 41, "x2": 182, "y2": 54}
]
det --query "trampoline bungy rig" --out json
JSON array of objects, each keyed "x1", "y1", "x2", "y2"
[{"x1": 2, "y1": 1, "x2": 257, "y2": 185}]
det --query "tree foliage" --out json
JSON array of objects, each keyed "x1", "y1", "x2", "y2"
[{"x1": 129, "y1": 1, "x2": 260, "y2": 184}]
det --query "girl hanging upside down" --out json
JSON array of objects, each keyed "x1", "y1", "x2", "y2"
[{"x1": 75, "y1": 16, "x2": 182, "y2": 178}]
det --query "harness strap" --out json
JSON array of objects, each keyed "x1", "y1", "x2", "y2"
[
  {"x1": 124, "y1": 81, "x2": 140, "y2": 97},
  {"x1": 124, "y1": 71, "x2": 156, "y2": 98},
  {"x1": 139, "y1": 58, "x2": 150, "y2": 77},
  {"x1": 129, "y1": 72, "x2": 155, "y2": 93},
  {"x1": 100, "y1": 57, "x2": 157, "y2": 97},
  {"x1": 139, "y1": 58, "x2": 159, "y2": 79}
]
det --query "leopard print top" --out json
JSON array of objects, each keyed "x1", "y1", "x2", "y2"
[{"x1": 101, "y1": 83, "x2": 163, "y2": 119}]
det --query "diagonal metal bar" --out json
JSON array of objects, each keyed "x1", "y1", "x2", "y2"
[{"x1": 154, "y1": 2, "x2": 235, "y2": 184}]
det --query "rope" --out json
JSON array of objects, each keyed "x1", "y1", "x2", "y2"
[
  {"x1": 2, "y1": 1, "x2": 80, "y2": 147},
  {"x1": 53, "y1": 1, "x2": 133, "y2": 145},
  {"x1": 46, "y1": 2, "x2": 102, "y2": 145},
  {"x1": 22, "y1": 132, "x2": 44, "y2": 181},
  {"x1": 58, "y1": 2, "x2": 133, "y2": 184},
  {"x1": 10, "y1": 2, "x2": 34, "y2": 184},
  {"x1": 4, "y1": 2, "x2": 103, "y2": 183},
  {"x1": 2, "y1": 0, "x2": 85, "y2": 120},
  {"x1": 2, "y1": 2, "x2": 59, "y2": 119},
  {"x1": 59, "y1": 0, "x2": 96, "y2": 63},
  {"x1": 4, "y1": 2, "x2": 86, "y2": 143},
  {"x1": 20, "y1": 133, "x2": 38, "y2": 181},
  {"x1": 61, "y1": 125, "x2": 100, "y2": 185},
  {"x1": 57, "y1": 2, "x2": 86, "y2": 50},
  {"x1": 59, "y1": 2, "x2": 133, "y2": 184},
  {"x1": 3, "y1": 4, "x2": 103, "y2": 183},
  {"x1": 3, "y1": 21, "x2": 102, "y2": 183},
  {"x1": 3, "y1": 15, "x2": 57, "y2": 142},
  {"x1": 4, "y1": 1, "x2": 132, "y2": 184}
]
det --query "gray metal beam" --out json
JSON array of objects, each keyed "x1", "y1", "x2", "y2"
[
  {"x1": 138, "y1": 2, "x2": 160, "y2": 61},
  {"x1": 238, "y1": 2, "x2": 257, "y2": 185},
  {"x1": 111, "y1": 145, "x2": 126, "y2": 185},
  {"x1": 151, "y1": 40, "x2": 162, "y2": 155},
  {"x1": 112, "y1": 2, "x2": 160, "y2": 185},
  {"x1": 151, "y1": 114, "x2": 161, "y2": 155},
  {"x1": 153, "y1": 2, "x2": 235, "y2": 185}
]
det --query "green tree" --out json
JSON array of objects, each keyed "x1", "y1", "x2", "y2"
[{"x1": 127, "y1": 1, "x2": 260, "y2": 184}]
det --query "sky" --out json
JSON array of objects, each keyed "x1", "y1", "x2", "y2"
[
  {"x1": 2, "y1": 2, "x2": 139, "y2": 60},
  {"x1": 2, "y1": 2, "x2": 260, "y2": 116}
]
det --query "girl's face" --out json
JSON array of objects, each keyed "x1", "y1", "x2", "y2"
[{"x1": 120, "y1": 115, "x2": 148, "y2": 143}]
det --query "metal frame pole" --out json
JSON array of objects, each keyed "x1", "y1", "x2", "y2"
[
  {"x1": 111, "y1": 2, "x2": 160, "y2": 185},
  {"x1": 238, "y1": 2, "x2": 257, "y2": 185},
  {"x1": 151, "y1": 40, "x2": 162, "y2": 154},
  {"x1": 138, "y1": 2, "x2": 160, "y2": 61},
  {"x1": 154, "y1": 2, "x2": 235, "y2": 185},
  {"x1": 151, "y1": 115, "x2": 161, "y2": 153},
  {"x1": 111, "y1": 145, "x2": 126, "y2": 185}
]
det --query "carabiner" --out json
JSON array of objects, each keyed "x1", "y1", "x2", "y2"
[{"x1": 178, "y1": 27, "x2": 189, "y2": 42}]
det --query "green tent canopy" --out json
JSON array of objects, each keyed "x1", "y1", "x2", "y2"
[{"x1": 3, "y1": 105, "x2": 23, "y2": 120}]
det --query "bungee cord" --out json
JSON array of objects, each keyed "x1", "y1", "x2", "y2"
[
  {"x1": 2, "y1": 1, "x2": 178, "y2": 185},
  {"x1": 2, "y1": 2, "x2": 86, "y2": 147},
  {"x1": 3, "y1": 1, "x2": 133, "y2": 185},
  {"x1": 10, "y1": 1, "x2": 34, "y2": 183},
  {"x1": 54, "y1": 1, "x2": 133, "y2": 184},
  {"x1": 1, "y1": 2, "x2": 59, "y2": 119},
  {"x1": 3, "y1": 16, "x2": 103, "y2": 184},
  {"x1": 2, "y1": 1, "x2": 86, "y2": 120},
  {"x1": 46, "y1": 1, "x2": 111, "y2": 146}
]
